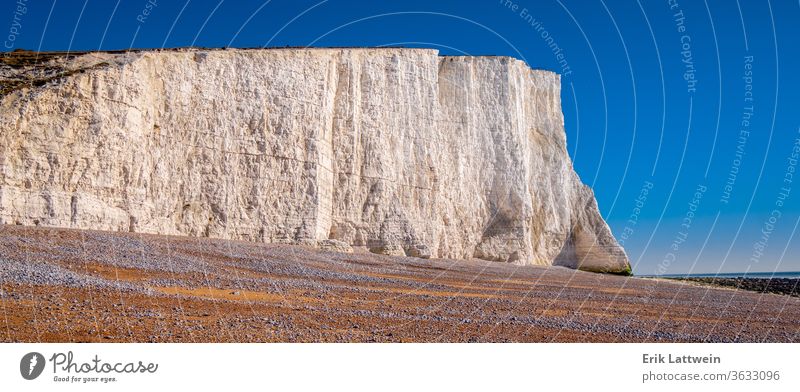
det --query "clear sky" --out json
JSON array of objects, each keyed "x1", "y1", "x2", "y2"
[{"x1": 3, "y1": 0, "x2": 798, "y2": 275}]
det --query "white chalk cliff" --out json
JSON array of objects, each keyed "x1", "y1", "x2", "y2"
[{"x1": 0, "y1": 48, "x2": 630, "y2": 274}]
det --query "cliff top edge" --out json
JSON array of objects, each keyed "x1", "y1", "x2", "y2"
[{"x1": 0, "y1": 46, "x2": 558, "y2": 75}]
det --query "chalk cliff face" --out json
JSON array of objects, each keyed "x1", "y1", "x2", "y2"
[{"x1": 0, "y1": 48, "x2": 630, "y2": 274}]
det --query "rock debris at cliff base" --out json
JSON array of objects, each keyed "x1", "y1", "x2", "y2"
[{"x1": 0, "y1": 47, "x2": 629, "y2": 274}]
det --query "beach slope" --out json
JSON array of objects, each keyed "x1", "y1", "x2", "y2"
[{"x1": 0, "y1": 225, "x2": 796, "y2": 342}]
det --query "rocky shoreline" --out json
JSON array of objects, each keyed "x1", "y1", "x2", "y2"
[
  {"x1": 1, "y1": 225, "x2": 798, "y2": 342},
  {"x1": 665, "y1": 277, "x2": 800, "y2": 297}
]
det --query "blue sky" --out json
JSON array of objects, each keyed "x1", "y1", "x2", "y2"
[{"x1": 3, "y1": 0, "x2": 798, "y2": 274}]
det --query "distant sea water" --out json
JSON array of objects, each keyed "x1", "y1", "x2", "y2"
[{"x1": 640, "y1": 271, "x2": 800, "y2": 279}]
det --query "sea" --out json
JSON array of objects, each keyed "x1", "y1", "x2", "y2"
[{"x1": 641, "y1": 271, "x2": 800, "y2": 279}]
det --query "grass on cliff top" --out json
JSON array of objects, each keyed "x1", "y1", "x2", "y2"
[
  {"x1": 1, "y1": 49, "x2": 72, "y2": 68},
  {"x1": 1, "y1": 50, "x2": 110, "y2": 97}
]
